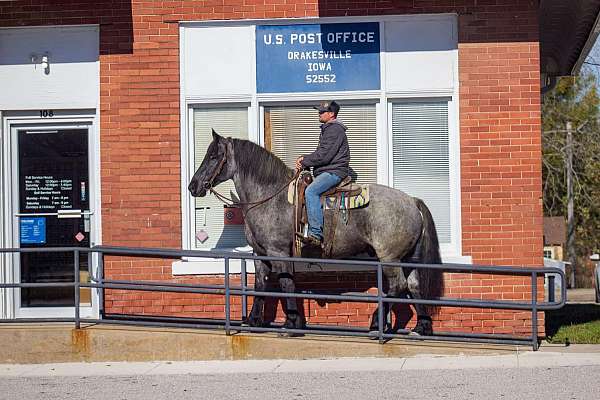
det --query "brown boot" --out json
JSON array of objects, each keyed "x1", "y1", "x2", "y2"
[{"x1": 301, "y1": 235, "x2": 322, "y2": 247}]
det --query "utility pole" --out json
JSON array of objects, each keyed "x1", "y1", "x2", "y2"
[{"x1": 566, "y1": 121, "x2": 576, "y2": 288}]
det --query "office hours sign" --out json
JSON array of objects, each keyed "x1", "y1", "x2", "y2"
[{"x1": 256, "y1": 22, "x2": 380, "y2": 93}]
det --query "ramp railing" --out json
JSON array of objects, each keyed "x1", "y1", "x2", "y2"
[{"x1": 0, "y1": 246, "x2": 566, "y2": 350}]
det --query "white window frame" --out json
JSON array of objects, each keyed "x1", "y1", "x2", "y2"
[
  {"x1": 186, "y1": 102, "x2": 254, "y2": 251},
  {"x1": 176, "y1": 100, "x2": 257, "y2": 275},
  {"x1": 178, "y1": 14, "x2": 470, "y2": 274},
  {"x1": 386, "y1": 96, "x2": 465, "y2": 262}
]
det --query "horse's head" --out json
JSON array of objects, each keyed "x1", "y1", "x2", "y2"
[{"x1": 188, "y1": 129, "x2": 234, "y2": 197}]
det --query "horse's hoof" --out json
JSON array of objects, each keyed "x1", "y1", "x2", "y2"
[
  {"x1": 278, "y1": 329, "x2": 304, "y2": 338},
  {"x1": 411, "y1": 326, "x2": 432, "y2": 337},
  {"x1": 411, "y1": 327, "x2": 432, "y2": 336},
  {"x1": 413, "y1": 316, "x2": 433, "y2": 337},
  {"x1": 244, "y1": 317, "x2": 265, "y2": 328}
]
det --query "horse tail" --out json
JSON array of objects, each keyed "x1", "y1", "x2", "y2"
[{"x1": 413, "y1": 198, "x2": 444, "y2": 307}]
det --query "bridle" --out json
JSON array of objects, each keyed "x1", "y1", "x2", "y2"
[
  {"x1": 203, "y1": 142, "x2": 229, "y2": 191},
  {"x1": 203, "y1": 139, "x2": 299, "y2": 212}
]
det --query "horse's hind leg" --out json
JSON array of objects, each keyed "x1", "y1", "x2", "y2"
[
  {"x1": 407, "y1": 269, "x2": 433, "y2": 336},
  {"x1": 247, "y1": 259, "x2": 270, "y2": 327},
  {"x1": 370, "y1": 266, "x2": 407, "y2": 333}
]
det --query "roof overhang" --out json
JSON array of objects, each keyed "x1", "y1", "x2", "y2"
[{"x1": 541, "y1": 0, "x2": 600, "y2": 79}]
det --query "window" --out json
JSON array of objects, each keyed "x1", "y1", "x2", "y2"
[
  {"x1": 264, "y1": 103, "x2": 378, "y2": 184},
  {"x1": 391, "y1": 100, "x2": 451, "y2": 244},
  {"x1": 192, "y1": 107, "x2": 248, "y2": 249},
  {"x1": 544, "y1": 247, "x2": 555, "y2": 259},
  {"x1": 181, "y1": 16, "x2": 463, "y2": 263}
]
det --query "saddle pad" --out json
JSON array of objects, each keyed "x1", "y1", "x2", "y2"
[
  {"x1": 287, "y1": 181, "x2": 370, "y2": 210},
  {"x1": 323, "y1": 185, "x2": 370, "y2": 210}
]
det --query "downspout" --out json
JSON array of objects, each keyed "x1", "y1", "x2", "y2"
[{"x1": 541, "y1": 75, "x2": 558, "y2": 96}]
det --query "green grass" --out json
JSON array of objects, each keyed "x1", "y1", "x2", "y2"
[
  {"x1": 545, "y1": 304, "x2": 600, "y2": 344},
  {"x1": 547, "y1": 320, "x2": 600, "y2": 344}
]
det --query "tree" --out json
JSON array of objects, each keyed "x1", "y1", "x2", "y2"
[{"x1": 542, "y1": 73, "x2": 600, "y2": 286}]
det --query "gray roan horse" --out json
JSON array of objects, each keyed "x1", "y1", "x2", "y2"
[{"x1": 188, "y1": 130, "x2": 444, "y2": 336}]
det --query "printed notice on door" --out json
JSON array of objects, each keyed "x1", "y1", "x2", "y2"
[
  {"x1": 23, "y1": 175, "x2": 73, "y2": 211},
  {"x1": 20, "y1": 217, "x2": 46, "y2": 244}
]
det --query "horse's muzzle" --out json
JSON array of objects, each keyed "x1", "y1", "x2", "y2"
[{"x1": 188, "y1": 181, "x2": 207, "y2": 197}]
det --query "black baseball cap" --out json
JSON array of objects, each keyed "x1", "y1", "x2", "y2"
[{"x1": 313, "y1": 100, "x2": 340, "y2": 115}]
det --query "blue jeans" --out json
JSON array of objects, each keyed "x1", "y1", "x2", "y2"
[{"x1": 305, "y1": 172, "x2": 342, "y2": 240}]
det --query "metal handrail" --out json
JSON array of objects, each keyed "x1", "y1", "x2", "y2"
[{"x1": 0, "y1": 246, "x2": 567, "y2": 350}]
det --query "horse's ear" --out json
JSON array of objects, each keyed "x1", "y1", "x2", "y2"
[{"x1": 211, "y1": 129, "x2": 222, "y2": 142}]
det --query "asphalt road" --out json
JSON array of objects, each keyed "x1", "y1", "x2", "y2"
[{"x1": 1, "y1": 363, "x2": 599, "y2": 400}]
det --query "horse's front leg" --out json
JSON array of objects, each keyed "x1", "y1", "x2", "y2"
[
  {"x1": 246, "y1": 259, "x2": 270, "y2": 327},
  {"x1": 277, "y1": 268, "x2": 305, "y2": 335}
]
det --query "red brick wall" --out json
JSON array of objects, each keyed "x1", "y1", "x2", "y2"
[{"x1": 1, "y1": 1, "x2": 544, "y2": 336}]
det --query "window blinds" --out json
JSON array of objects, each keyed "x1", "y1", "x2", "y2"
[
  {"x1": 193, "y1": 107, "x2": 248, "y2": 249},
  {"x1": 391, "y1": 101, "x2": 451, "y2": 243},
  {"x1": 266, "y1": 104, "x2": 378, "y2": 184}
]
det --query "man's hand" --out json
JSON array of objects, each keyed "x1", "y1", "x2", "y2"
[{"x1": 295, "y1": 156, "x2": 304, "y2": 170}]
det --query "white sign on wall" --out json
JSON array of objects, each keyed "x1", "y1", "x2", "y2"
[{"x1": 182, "y1": 16, "x2": 457, "y2": 97}]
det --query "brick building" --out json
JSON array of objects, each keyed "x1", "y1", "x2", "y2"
[{"x1": 0, "y1": 1, "x2": 598, "y2": 337}]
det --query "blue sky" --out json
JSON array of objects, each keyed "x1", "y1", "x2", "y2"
[{"x1": 581, "y1": 36, "x2": 600, "y2": 77}]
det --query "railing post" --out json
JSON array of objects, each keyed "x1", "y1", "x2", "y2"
[
  {"x1": 377, "y1": 263, "x2": 384, "y2": 344},
  {"x1": 548, "y1": 274, "x2": 555, "y2": 303},
  {"x1": 225, "y1": 257, "x2": 231, "y2": 336},
  {"x1": 87, "y1": 250, "x2": 92, "y2": 282},
  {"x1": 531, "y1": 271, "x2": 538, "y2": 351},
  {"x1": 74, "y1": 249, "x2": 80, "y2": 329},
  {"x1": 241, "y1": 258, "x2": 247, "y2": 323},
  {"x1": 98, "y1": 251, "x2": 105, "y2": 318}
]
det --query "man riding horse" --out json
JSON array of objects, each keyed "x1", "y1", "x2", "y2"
[
  {"x1": 188, "y1": 107, "x2": 443, "y2": 336},
  {"x1": 295, "y1": 100, "x2": 349, "y2": 248}
]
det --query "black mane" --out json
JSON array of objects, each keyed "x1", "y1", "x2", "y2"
[{"x1": 232, "y1": 139, "x2": 293, "y2": 185}]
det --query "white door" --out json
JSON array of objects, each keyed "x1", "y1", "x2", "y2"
[{"x1": 9, "y1": 122, "x2": 98, "y2": 318}]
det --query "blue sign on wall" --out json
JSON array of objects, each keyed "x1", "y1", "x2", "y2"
[
  {"x1": 256, "y1": 22, "x2": 380, "y2": 93},
  {"x1": 20, "y1": 217, "x2": 46, "y2": 244}
]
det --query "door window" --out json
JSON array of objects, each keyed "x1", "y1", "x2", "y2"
[{"x1": 17, "y1": 128, "x2": 91, "y2": 307}]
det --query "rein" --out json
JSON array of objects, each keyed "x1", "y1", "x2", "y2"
[{"x1": 205, "y1": 141, "x2": 300, "y2": 212}]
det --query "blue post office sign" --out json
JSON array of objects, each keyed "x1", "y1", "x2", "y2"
[
  {"x1": 256, "y1": 22, "x2": 381, "y2": 93},
  {"x1": 20, "y1": 217, "x2": 46, "y2": 244}
]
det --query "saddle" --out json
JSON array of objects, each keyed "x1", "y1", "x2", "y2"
[{"x1": 288, "y1": 171, "x2": 370, "y2": 257}]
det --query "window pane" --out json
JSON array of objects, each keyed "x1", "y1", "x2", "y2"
[
  {"x1": 193, "y1": 107, "x2": 248, "y2": 249},
  {"x1": 391, "y1": 101, "x2": 451, "y2": 243},
  {"x1": 265, "y1": 104, "x2": 377, "y2": 184}
]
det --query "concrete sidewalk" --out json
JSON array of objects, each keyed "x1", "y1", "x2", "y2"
[
  {"x1": 567, "y1": 288, "x2": 597, "y2": 303},
  {"x1": 2, "y1": 349, "x2": 600, "y2": 377}
]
